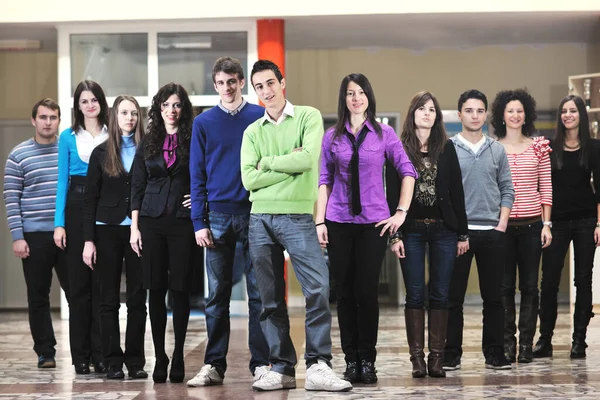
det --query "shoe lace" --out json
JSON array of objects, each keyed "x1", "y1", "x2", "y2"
[
  {"x1": 261, "y1": 371, "x2": 283, "y2": 384},
  {"x1": 310, "y1": 362, "x2": 342, "y2": 383},
  {"x1": 199, "y1": 364, "x2": 214, "y2": 377}
]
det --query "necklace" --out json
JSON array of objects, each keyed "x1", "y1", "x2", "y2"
[{"x1": 564, "y1": 142, "x2": 580, "y2": 150}]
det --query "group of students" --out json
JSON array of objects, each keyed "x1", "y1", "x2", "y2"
[{"x1": 3, "y1": 56, "x2": 598, "y2": 393}]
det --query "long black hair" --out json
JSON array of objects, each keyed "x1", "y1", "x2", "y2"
[
  {"x1": 332, "y1": 73, "x2": 382, "y2": 141},
  {"x1": 72, "y1": 80, "x2": 109, "y2": 132},
  {"x1": 144, "y1": 83, "x2": 193, "y2": 162},
  {"x1": 401, "y1": 91, "x2": 448, "y2": 171},
  {"x1": 552, "y1": 95, "x2": 591, "y2": 170}
]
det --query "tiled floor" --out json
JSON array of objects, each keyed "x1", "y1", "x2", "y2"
[{"x1": 0, "y1": 304, "x2": 598, "y2": 399}]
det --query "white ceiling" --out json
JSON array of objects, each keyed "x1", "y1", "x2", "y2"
[{"x1": 0, "y1": 12, "x2": 598, "y2": 52}]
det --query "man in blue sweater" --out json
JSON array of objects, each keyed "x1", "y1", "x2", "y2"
[
  {"x1": 187, "y1": 57, "x2": 270, "y2": 387},
  {"x1": 3, "y1": 99, "x2": 70, "y2": 369}
]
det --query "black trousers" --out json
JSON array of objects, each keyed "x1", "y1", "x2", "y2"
[
  {"x1": 326, "y1": 220, "x2": 387, "y2": 363},
  {"x1": 95, "y1": 225, "x2": 147, "y2": 369},
  {"x1": 65, "y1": 188, "x2": 103, "y2": 365},
  {"x1": 445, "y1": 229, "x2": 506, "y2": 358},
  {"x1": 539, "y1": 217, "x2": 596, "y2": 339},
  {"x1": 22, "y1": 231, "x2": 69, "y2": 358}
]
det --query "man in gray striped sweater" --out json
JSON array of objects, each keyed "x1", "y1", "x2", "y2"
[{"x1": 3, "y1": 98, "x2": 70, "y2": 369}]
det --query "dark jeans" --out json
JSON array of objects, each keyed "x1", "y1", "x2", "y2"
[
  {"x1": 445, "y1": 229, "x2": 506, "y2": 359},
  {"x1": 502, "y1": 221, "x2": 542, "y2": 301},
  {"x1": 95, "y1": 225, "x2": 147, "y2": 370},
  {"x1": 326, "y1": 220, "x2": 387, "y2": 363},
  {"x1": 65, "y1": 188, "x2": 103, "y2": 365},
  {"x1": 249, "y1": 214, "x2": 332, "y2": 377},
  {"x1": 22, "y1": 231, "x2": 69, "y2": 358},
  {"x1": 539, "y1": 217, "x2": 596, "y2": 339},
  {"x1": 400, "y1": 221, "x2": 458, "y2": 310},
  {"x1": 204, "y1": 211, "x2": 269, "y2": 375}
]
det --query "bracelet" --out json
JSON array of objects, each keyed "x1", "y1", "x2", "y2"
[
  {"x1": 389, "y1": 237, "x2": 402, "y2": 245},
  {"x1": 596, "y1": 222, "x2": 600, "y2": 228},
  {"x1": 458, "y1": 234, "x2": 469, "y2": 242},
  {"x1": 389, "y1": 231, "x2": 403, "y2": 240},
  {"x1": 315, "y1": 222, "x2": 325, "y2": 227}
]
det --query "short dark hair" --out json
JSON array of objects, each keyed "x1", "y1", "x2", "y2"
[
  {"x1": 490, "y1": 89, "x2": 538, "y2": 138},
  {"x1": 212, "y1": 56, "x2": 245, "y2": 83},
  {"x1": 32, "y1": 98, "x2": 60, "y2": 119},
  {"x1": 72, "y1": 80, "x2": 109, "y2": 132},
  {"x1": 250, "y1": 60, "x2": 283, "y2": 86},
  {"x1": 458, "y1": 89, "x2": 488, "y2": 112}
]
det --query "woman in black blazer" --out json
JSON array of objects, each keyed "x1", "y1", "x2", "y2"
[
  {"x1": 82, "y1": 95, "x2": 147, "y2": 380},
  {"x1": 130, "y1": 83, "x2": 196, "y2": 384},
  {"x1": 394, "y1": 92, "x2": 468, "y2": 378}
]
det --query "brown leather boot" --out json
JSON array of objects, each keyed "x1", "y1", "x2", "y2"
[
  {"x1": 405, "y1": 308, "x2": 427, "y2": 378},
  {"x1": 427, "y1": 309, "x2": 448, "y2": 378}
]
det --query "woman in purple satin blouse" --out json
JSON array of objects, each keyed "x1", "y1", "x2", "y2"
[
  {"x1": 315, "y1": 73, "x2": 417, "y2": 384},
  {"x1": 130, "y1": 83, "x2": 196, "y2": 384}
]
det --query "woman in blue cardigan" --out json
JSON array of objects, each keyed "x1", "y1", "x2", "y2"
[{"x1": 54, "y1": 80, "x2": 109, "y2": 375}]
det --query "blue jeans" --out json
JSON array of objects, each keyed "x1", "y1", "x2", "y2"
[
  {"x1": 204, "y1": 211, "x2": 269, "y2": 375},
  {"x1": 400, "y1": 221, "x2": 457, "y2": 309},
  {"x1": 249, "y1": 214, "x2": 332, "y2": 377}
]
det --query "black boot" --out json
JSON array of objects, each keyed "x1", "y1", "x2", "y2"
[
  {"x1": 427, "y1": 309, "x2": 447, "y2": 378},
  {"x1": 502, "y1": 296, "x2": 517, "y2": 363},
  {"x1": 570, "y1": 304, "x2": 594, "y2": 359},
  {"x1": 405, "y1": 309, "x2": 427, "y2": 378},
  {"x1": 517, "y1": 295, "x2": 538, "y2": 363},
  {"x1": 534, "y1": 286, "x2": 557, "y2": 358}
]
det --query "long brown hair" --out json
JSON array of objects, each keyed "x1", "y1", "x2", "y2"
[
  {"x1": 105, "y1": 95, "x2": 145, "y2": 177},
  {"x1": 552, "y1": 95, "x2": 591, "y2": 170},
  {"x1": 401, "y1": 91, "x2": 448, "y2": 171},
  {"x1": 333, "y1": 73, "x2": 382, "y2": 142},
  {"x1": 144, "y1": 83, "x2": 193, "y2": 162}
]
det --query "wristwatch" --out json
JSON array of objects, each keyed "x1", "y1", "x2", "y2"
[
  {"x1": 396, "y1": 206, "x2": 408, "y2": 213},
  {"x1": 542, "y1": 221, "x2": 553, "y2": 228}
]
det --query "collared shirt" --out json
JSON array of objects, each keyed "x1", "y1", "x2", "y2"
[
  {"x1": 73, "y1": 126, "x2": 109, "y2": 164},
  {"x1": 217, "y1": 98, "x2": 247, "y2": 116},
  {"x1": 456, "y1": 133, "x2": 486, "y2": 155},
  {"x1": 319, "y1": 120, "x2": 418, "y2": 224},
  {"x1": 262, "y1": 100, "x2": 295, "y2": 126}
]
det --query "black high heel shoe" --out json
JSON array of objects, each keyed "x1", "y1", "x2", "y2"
[
  {"x1": 169, "y1": 357, "x2": 185, "y2": 383},
  {"x1": 153, "y1": 356, "x2": 169, "y2": 383}
]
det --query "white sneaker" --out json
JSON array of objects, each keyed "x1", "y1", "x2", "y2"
[
  {"x1": 253, "y1": 365, "x2": 271, "y2": 382},
  {"x1": 252, "y1": 370, "x2": 296, "y2": 391},
  {"x1": 305, "y1": 360, "x2": 353, "y2": 392},
  {"x1": 187, "y1": 364, "x2": 224, "y2": 387}
]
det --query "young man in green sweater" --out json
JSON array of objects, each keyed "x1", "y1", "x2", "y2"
[{"x1": 241, "y1": 60, "x2": 352, "y2": 392}]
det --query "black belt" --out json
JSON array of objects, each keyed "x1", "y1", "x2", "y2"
[
  {"x1": 415, "y1": 218, "x2": 442, "y2": 225},
  {"x1": 508, "y1": 216, "x2": 541, "y2": 227}
]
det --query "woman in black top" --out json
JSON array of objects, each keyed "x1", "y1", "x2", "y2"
[
  {"x1": 395, "y1": 91, "x2": 468, "y2": 378},
  {"x1": 130, "y1": 83, "x2": 196, "y2": 383},
  {"x1": 533, "y1": 95, "x2": 600, "y2": 359},
  {"x1": 82, "y1": 95, "x2": 147, "y2": 379}
]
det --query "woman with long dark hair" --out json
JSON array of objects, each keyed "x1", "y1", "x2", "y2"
[
  {"x1": 533, "y1": 95, "x2": 600, "y2": 359},
  {"x1": 54, "y1": 80, "x2": 108, "y2": 374},
  {"x1": 82, "y1": 95, "x2": 148, "y2": 379},
  {"x1": 315, "y1": 73, "x2": 417, "y2": 384},
  {"x1": 130, "y1": 83, "x2": 196, "y2": 383},
  {"x1": 490, "y1": 89, "x2": 552, "y2": 364},
  {"x1": 397, "y1": 91, "x2": 468, "y2": 378}
]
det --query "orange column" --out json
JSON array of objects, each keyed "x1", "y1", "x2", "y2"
[
  {"x1": 256, "y1": 19, "x2": 288, "y2": 300},
  {"x1": 257, "y1": 19, "x2": 285, "y2": 91}
]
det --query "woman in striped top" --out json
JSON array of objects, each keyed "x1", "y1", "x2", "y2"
[{"x1": 491, "y1": 89, "x2": 552, "y2": 364}]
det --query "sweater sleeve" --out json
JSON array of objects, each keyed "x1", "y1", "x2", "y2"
[
  {"x1": 496, "y1": 143, "x2": 515, "y2": 209},
  {"x1": 54, "y1": 130, "x2": 70, "y2": 228},
  {"x1": 259, "y1": 109, "x2": 324, "y2": 174},
  {"x1": 241, "y1": 126, "x2": 292, "y2": 192},
  {"x1": 82, "y1": 147, "x2": 102, "y2": 242},
  {"x1": 3, "y1": 152, "x2": 25, "y2": 241},
  {"x1": 190, "y1": 118, "x2": 209, "y2": 231}
]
